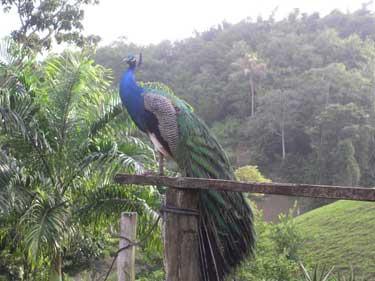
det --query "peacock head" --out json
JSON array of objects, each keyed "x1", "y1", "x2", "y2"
[{"x1": 124, "y1": 53, "x2": 142, "y2": 69}]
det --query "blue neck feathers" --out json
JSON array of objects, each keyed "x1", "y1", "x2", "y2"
[{"x1": 119, "y1": 67, "x2": 146, "y2": 131}]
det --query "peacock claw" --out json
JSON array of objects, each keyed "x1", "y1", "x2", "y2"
[{"x1": 140, "y1": 170, "x2": 158, "y2": 176}]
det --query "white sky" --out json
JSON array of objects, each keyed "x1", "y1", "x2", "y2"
[{"x1": 0, "y1": 0, "x2": 372, "y2": 46}]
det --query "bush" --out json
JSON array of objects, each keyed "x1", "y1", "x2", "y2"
[{"x1": 233, "y1": 207, "x2": 301, "y2": 281}]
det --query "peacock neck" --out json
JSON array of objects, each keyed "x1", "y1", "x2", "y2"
[
  {"x1": 120, "y1": 68, "x2": 143, "y2": 98},
  {"x1": 119, "y1": 67, "x2": 146, "y2": 131}
]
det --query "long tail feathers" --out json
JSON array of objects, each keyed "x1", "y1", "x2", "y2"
[
  {"x1": 197, "y1": 183, "x2": 255, "y2": 280},
  {"x1": 177, "y1": 111, "x2": 255, "y2": 281}
]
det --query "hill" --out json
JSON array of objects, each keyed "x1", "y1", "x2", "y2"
[
  {"x1": 295, "y1": 200, "x2": 375, "y2": 279},
  {"x1": 96, "y1": 6, "x2": 375, "y2": 193}
]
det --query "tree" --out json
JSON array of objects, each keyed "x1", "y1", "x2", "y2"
[
  {"x1": 310, "y1": 103, "x2": 368, "y2": 185},
  {"x1": 0, "y1": 41, "x2": 160, "y2": 280},
  {"x1": 231, "y1": 44, "x2": 266, "y2": 117},
  {"x1": 333, "y1": 139, "x2": 360, "y2": 186},
  {"x1": 251, "y1": 88, "x2": 297, "y2": 162},
  {"x1": 1, "y1": 0, "x2": 100, "y2": 51}
]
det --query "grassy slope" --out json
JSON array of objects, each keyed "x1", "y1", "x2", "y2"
[{"x1": 295, "y1": 201, "x2": 375, "y2": 279}]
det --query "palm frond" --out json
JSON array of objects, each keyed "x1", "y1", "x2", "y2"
[
  {"x1": 0, "y1": 38, "x2": 33, "y2": 92},
  {"x1": 43, "y1": 55, "x2": 85, "y2": 147},
  {"x1": 89, "y1": 101, "x2": 124, "y2": 137},
  {"x1": 0, "y1": 92, "x2": 29, "y2": 137},
  {"x1": 0, "y1": 153, "x2": 35, "y2": 214},
  {"x1": 59, "y1": 135, "x2": 153, "y2": 195},
  {"x1": 0, "y1": 37, "x2": 16, "y2": 66},
  {"x1": 88, "y1": 90, "x2": 138, "y2": 139},
  {"x1": 81, "y1": 137, "x2": 151, "y2": 174},
  {"x1": 20, "y1": 194, "x2": 71, "y2": 264},
  {"x1": 0, "y1": 90, "x2": 55, "y2": 185},
  {"x1": 76, "y1": 183, "x2": 162, "y2": 254},
  {"x1": 0, "y1": 90, "x2": 50, "y2": 149},
  {"x1": 42, "y1": 53, "x2": 113, "y2": 146}
]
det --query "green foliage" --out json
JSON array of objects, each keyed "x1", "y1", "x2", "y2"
[
  {"x1": 234, "y1": 208, "x2": 301, "y2": 281},
  {"x1": 0, "y1": 41, "x2": 160, "y2": 279},
  {"x1": 0, "y1": 0, "x2": 100, "y2": 51},
  {"x1": 135, "y1": 252, "x2": 165, "y2": 281},
  {"x1": 62, "y1": 232, "x2": 105, "y2": 276},
  {"x1": 235, "y1": 165, "x2": 271, "y2": 183},
  {"x1": 136, "y1": 270, "x2": 165, "y2": 281},
  {"x1": 272, "y1": 209, "x2": 303, "y2": 261},
  {"x1": 332, "y1": 139, "x2": 360, "y2": 186}
]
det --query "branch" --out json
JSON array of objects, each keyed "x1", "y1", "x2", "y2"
[{"x1": 16, "y1": 0, "x2": 26, "y2": 32}]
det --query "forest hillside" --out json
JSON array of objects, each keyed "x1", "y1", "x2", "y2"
[{"x1": 95, "y1": 5, "x2": 375, "y2": 196}]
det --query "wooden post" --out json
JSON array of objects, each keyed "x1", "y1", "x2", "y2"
[
  {"x1": 118, "y1": 212, "x2": 137, "y2": 281},
  {"x1": 164, "y1": 188, "x2": 201, "y2": 281}
]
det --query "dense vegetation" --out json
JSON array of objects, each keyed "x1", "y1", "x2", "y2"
[
  {"x1": 95, "y1": 4, "x2": 375, "y2": 192},
  {"x1": 0, "y1": 40, "x2": 161, "y2": 280}
]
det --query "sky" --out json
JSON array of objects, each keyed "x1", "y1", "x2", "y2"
[{"x1": 0, "y1": 0, "x2": 373, "y2": 46}]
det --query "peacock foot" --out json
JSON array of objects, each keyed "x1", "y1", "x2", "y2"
[{"x1": 136, "y1": 169, "x2": 158, "y2": 176}]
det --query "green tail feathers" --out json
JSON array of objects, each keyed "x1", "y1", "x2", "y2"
[{"x1": 175, "y1": 109, "x2": 255, "y2": 281}]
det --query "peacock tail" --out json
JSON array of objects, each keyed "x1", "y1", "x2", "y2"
[{"x1": 146, "y1": 82, "x2": 255, "y2": 281}]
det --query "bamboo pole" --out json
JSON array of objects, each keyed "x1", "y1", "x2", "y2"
[{"x1": 118, "y1": 212, "x2": 137, "y2": 281}]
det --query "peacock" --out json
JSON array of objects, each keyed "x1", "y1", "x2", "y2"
[{"x1": 119, "y1": 54, "x2": 255, "y2": 281}]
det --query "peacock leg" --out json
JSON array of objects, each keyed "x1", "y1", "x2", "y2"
[{"x1": 159, "y1": 152, "x2": 164, "y2": 175}]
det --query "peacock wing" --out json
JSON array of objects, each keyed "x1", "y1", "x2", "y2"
[{"x1": 143, "y1": 92, "x2": 179, "y2": 157}]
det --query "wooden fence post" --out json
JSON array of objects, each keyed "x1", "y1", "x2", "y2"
[
  {"x1": 118, "y1": 212, "x2": 137, "y2": 281},
  {"x1": 163, "y1": 188, "x2": 202, "y2": 281}
]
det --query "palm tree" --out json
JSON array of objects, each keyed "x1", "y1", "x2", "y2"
[
  {"x1": 233, "y1": 52, "x2": 266, "y2": 117},
  {"x1": 0, "y1": 39, "x2": 161, "y2": 280}
]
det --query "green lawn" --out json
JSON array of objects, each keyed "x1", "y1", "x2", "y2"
[{"x1": 295, "y1": 200, "x2": 375, "y2": 279}]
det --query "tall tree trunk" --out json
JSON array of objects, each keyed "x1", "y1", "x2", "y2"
[
  {"x1": 280, "y1": 92, "x2": 286, "y2": 161},
  {"x1": 249, "y1": 74, "x2": 255, "y2": 117},
  {"x1": 317, "y1": 83, "x2": 331, "y2": 184},
  {"x1": 49, "y1": 254, "x2": 62, "y2": 281},
  {"x1": 317, "y1": 124, "x2": 324, "y2": 184},
  {"x1": 281, "y1": 121, "x2": 286, "y2": 161}
]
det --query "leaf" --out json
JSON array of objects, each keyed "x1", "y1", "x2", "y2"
[{"x1": 20, "y1": 195, "x2": 70, "y2": 264}]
